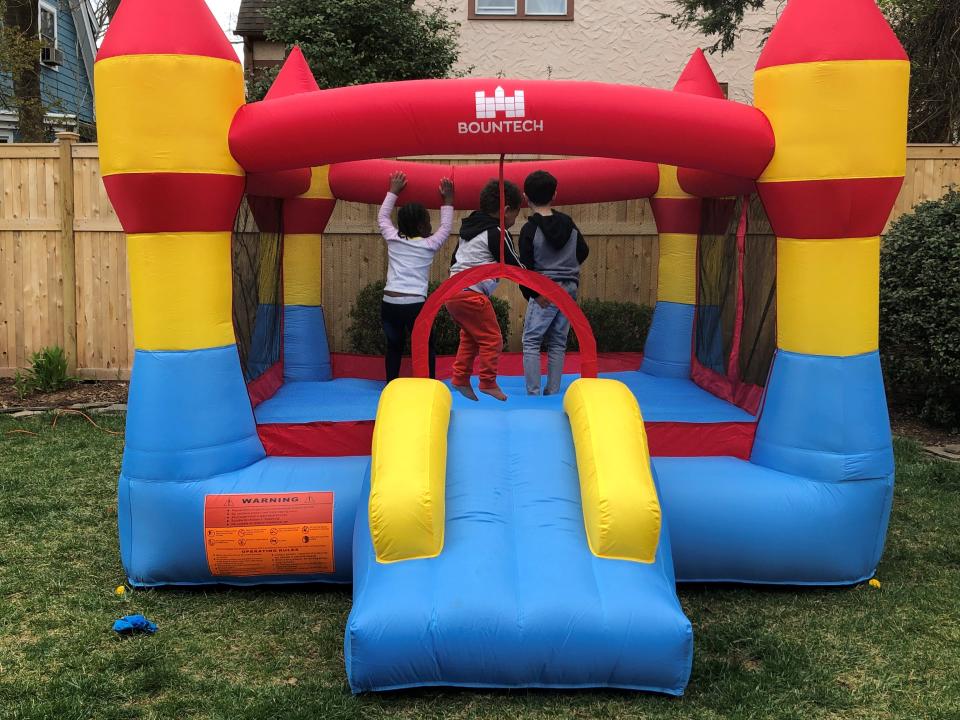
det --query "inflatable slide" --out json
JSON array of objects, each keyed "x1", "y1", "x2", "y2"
[{"x1": 347, "y1": 378, "x2": 691, "y2": 693}]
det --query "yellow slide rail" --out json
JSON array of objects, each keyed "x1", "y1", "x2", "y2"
[
  {"x1": 369, "y1": 379, "x2": 452, "y2": 563},
  {"x1": 564, "y1": 378, "x2": 662, "y2": 563}
]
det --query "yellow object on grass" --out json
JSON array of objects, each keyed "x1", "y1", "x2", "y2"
[
  {"x1": 563, "y1": 378, "x2": 662, "y2": 563},
  {"x1": 869, "y1": 578, "x2": 881, "y2": 589},
  {"x1": 369, "y1": 379, "x2": 452, "y2": 563},
  {"x1": 114, "y1": 585, "x2": 126, "y2": 597}
]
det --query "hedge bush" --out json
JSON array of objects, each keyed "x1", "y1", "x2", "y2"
[
  {"x1": 568, "y1": 298, "x2": 653, "y2": 353},
  {"x1": 347, "y1": 281, "x2": 511, "y2": 356},
  {"x1": 880, "y1": 188, "x2": 960, "y2": 428}
]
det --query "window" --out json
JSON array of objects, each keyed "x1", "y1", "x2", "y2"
[
  {"x1": 39, "y1": 1, "x2": 61, "y2": 69},
  {"x1": 0, "y1": 132, "x2": 14, "y2": 144},
  {"x1": 39, "y1": 1, "x2": 57, "y2": 49},
  {"x1": 471, "y1": 0, "x2": 573, "y2": 20}
]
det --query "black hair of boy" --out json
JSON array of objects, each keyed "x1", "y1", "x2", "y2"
[
  {"x1": 479, "y1": 179, "x2": 522, "y2": 216},
  {"x1": 397, "y1": 202, "x2": 430, "y2": 238},
  {"x1": 524, "y1": 170, "x2": 558, "y2": 207}
]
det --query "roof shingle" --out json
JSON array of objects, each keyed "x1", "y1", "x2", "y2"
[{"x1": 235, "y1": 0, "x2": 274, "y2": 36}]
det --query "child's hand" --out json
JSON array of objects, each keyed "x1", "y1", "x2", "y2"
[
  {"x1": 439, "y1": 177, "x2": 454, "y2": 204},
  {"x1": 389, "y1": 171, "x2": 407, "y2": 194}
]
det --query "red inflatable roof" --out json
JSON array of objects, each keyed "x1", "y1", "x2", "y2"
[
  {"x1": 229, "y1": 78, "x2": 774, "y2": 179},
  {"x1": 328, "y1": 158, "x2": 659, "y2": 209},
  {"x1": 97, "y1": 0, "x2": 239, "y2": 62},
  {"x1": 757, "y1": 0, "x2": 906, "y2": 70}
]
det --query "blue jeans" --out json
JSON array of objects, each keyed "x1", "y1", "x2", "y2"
[{"x1": 522, "y1": 282, "x2": 578, "y2": 395}]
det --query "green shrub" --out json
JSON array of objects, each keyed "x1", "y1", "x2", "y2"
[
  {"x1": 880, "y1": 188, "x2": 960, "y2": 428},
  {"x1": 568, "y1": 298, "x2": 653, "y2": 353},
  {"x1": 14, "y1": 346, "x2": 73, "y2": 398},
  {"x1": 347, "y1": 281, "x2": 511, "y2": 356}
]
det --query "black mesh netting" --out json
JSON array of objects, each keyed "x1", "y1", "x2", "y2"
[
  {"x1": 232, "y1": 195, "x2": 283, "y2": 383},
  {"x1": 695, "y1": 195, "x2": 777, "y2": 389},
  {"x1": 695, "y1": 197, "x2": 741, "y2": 376},
  {"x1": 740, "y1": 196, "x2": 777, "y2": 387}
]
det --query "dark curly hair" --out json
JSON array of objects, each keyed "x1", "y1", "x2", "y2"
[
  {"x1": 397, "y1": 203, "x2": 431, "y2": 238},
  {"x1": 478, "y1": 179, "x2": 522, "y2": 216}
]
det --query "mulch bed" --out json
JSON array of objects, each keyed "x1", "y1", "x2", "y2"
[
  {"x1": 889, "y1": 405, "x2": 959, "y2": 448},
  {"x1": 0, "y1": 378, "x2": 128, "y2": 411}
]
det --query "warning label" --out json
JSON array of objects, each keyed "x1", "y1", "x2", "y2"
[{"x1": 203, "y1": 492, "x2": 334, "y2": 577}]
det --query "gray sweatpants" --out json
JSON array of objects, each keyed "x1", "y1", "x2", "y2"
[{"x1": 522, "y1": 281, "x2": 578, "y2": 395}]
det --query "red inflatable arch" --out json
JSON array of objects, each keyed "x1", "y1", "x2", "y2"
[
  {"x1": 411, "y1": 264, "x2": 599, "y2": 381},
  {"x1": 229, "y1": 78, "x2": 774, "y2": 177},
  {"x1": 328, "y1": 157, "x2": 659, "y2": 209}
]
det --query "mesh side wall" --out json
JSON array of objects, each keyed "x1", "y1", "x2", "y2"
[
  {"x1": 232, "y1": 196, "x2": 283, "y2": 384},
  {"x1": 695, "y1": 198, "x2": 740, "y2": 375},
  {"x1": 740, "y1": 197, "x2": 777, "y2": 387}
]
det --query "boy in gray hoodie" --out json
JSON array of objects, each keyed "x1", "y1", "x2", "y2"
[{"x1": 519, "y1": 170, "x2": 590, "y2": 395}]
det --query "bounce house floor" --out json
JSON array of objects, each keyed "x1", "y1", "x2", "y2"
[{"x1": 254, "y1": 369, "x2": 758, "y2": 458}]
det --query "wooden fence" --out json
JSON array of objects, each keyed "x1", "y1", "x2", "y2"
[{"x1": 1, "y1": 142, "x2": 958, "y2": 378}]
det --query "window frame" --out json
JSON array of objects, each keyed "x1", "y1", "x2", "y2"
[
  {"x1": 38, "y1": 0, "x2": 60, "y2": 71},
  {"x1": 469, "y1": 0, "x2": 574, "y2": 21}
]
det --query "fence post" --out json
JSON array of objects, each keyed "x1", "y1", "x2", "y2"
[{"x1": 56, "y1": 131, "x2": 80, "y2": 374}]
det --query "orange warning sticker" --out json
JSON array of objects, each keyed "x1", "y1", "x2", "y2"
[{"x1": 203, "y1": 492, "x2": 334, "y2": 577}]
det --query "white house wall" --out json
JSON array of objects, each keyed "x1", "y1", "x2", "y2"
[{"x1": 438, "y1": 0, "x2": 780, "y2": 103}]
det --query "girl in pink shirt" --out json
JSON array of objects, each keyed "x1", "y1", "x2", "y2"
[{"x1": 378, "y1": 171, "x2": 455, "y2": 381}]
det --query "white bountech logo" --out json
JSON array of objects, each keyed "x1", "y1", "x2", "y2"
[
  {"x1": 458, "y1": 86, "x2": 544, "y2": 135},
  {"x1": 476, "y1": 87, "x2": 525, "y2": 118}
]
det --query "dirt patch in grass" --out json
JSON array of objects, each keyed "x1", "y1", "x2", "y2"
[
  {"x1": 889, "y1": 405, "x2": 959, "y2": 447},
  {"x1": 0, "y1": 378, "x2": 128, "y2": 410}
]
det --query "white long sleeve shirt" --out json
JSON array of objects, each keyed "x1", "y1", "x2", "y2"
[{"x1": 378, "y1": 192, "x2": 454, "y2": 299}]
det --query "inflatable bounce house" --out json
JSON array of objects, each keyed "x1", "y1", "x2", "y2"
[{"x1": 96, "y1": 0, "x2": 908, "y2": 695}]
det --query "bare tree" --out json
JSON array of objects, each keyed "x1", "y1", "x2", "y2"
[{"x1": 1, "y1": 0, "x2": 45, "y2": 141}]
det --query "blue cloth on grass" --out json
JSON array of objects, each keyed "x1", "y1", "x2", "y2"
[{"x1": 113, "y1": 614, "x2": 158, "y2": 635}]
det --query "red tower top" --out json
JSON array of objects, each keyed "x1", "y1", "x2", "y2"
[
  {"x1": 757, "y1": 0, "x2": 907, "y2": 70},
  {"x1": 674, "y1": 48, "x2": 725, "y2": 99},
  {"x1": 97, "y1": 0, "x2": 239, "y2": 63},
  {"x1": 265, "y1": 46, "x2": 321, "y2": 101}
]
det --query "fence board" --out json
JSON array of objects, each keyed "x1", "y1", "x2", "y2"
[{"x1": 0, "y1": 144, "x2": 956, "y2": 375}]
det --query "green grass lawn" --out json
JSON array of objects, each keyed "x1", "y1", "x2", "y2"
[{"x1": 1, "y1": 414, "x2": 959, "y2": 720}]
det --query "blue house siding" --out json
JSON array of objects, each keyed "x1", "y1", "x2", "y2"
[
  {"x1": 0, "y1": 0, "x2": 95, "y2": 137},
  {"x1": 39, "y1": 0, "x2": 95, "y2": 124}
]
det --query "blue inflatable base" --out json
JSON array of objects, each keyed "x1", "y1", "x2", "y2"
[
  {"x1": 653, "y1": 457, "x2": 893, "y2": 585},
  {"x1": 346, "y1": 409, "x2": 693, "y2": 694},
  {"x1": 119, "y1": 456, "x2": 368, "y2": 587},
  {"x1": 254, "y1": 370, "x2": 755, "y2": 425}
]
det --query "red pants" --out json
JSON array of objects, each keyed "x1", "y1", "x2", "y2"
[{"x1": 444, "y1": 291, "x2": 502, "y2": 389}]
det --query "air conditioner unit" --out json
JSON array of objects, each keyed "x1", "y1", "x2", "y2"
[{"x1": 41, "y1": 47, "x2": 63, "y2": 67}]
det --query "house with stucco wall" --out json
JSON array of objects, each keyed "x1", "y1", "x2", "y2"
[{"x1": 235, "y1": 0, "x2": 778, "y2": 103}]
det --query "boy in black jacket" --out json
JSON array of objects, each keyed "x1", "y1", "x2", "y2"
[
  {"x1": 446, "y1": 179, "x2": 524, "y2": 401},
  {"x1": 519, "y1": 170, "x2": 589, "y2": 395}
]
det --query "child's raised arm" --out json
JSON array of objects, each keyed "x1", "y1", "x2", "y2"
[
  {"x1": 423, "y1": 177, "x2": 455, "y2": 251},
  {"x1": 377, "y1": 171, "x2": 407, "y2": 242}
]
